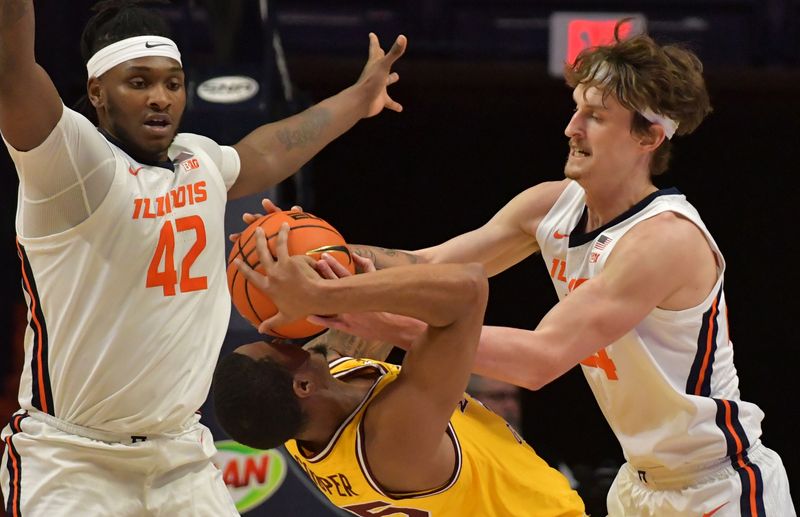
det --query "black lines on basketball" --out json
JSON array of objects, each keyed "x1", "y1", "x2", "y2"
[{"x1": 226, "y1": 211, "x2": 355, "y2": 338}]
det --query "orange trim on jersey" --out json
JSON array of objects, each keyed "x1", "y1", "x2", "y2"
[
  {"x1": 733, "y1": 452, "x2": 760, "y2": 516},
  {"x1": 693, "y1": 294, "x2": 719, "y2": 395},
  {"x1": 721, "y1": 399, "x2": 744, "y2": 455},
  {"x1": 4, "y1": 436, "x2": 21, "y2": 517},
  {"x1": 4, "y1": 414, "x2": 27, "y2": 517},
  {"x1": 16, "y1": 238, "x2": 51, "y2": 415}
]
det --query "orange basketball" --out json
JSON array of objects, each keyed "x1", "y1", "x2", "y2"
[{"x1": 226, "y1": 210, "x2": 355, "y2": 339}]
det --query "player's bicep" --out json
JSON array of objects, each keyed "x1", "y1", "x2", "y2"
[
  {"x1": 363, "y1": 321, "x2": 480, "y2": 461},
  {"x1": 360, "y1": 378, "x2": 457, "y2": 490},
  {"x1": 14, "y1": 108, "x2": 118, "y2": 237},
  {"x1": 228, "y1": 141, "x2": 269, "y2": 200},
  {"x1": 534, "y1": 227, "x2": 693, "y2": 376},
  {"x1": 0, "y1": 63, "x2": 62, "y2": 152}
]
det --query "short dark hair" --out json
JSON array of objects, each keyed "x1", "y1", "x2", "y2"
[
  {"x1": 80, "y1": 0, "x2": 172, "y2": 63},
  {"x1": 75, "y1": 0, "x2": 173, "y2": 122},
  {"x1": 212, "y1": 352, "x2": 307, "y2": 450}
]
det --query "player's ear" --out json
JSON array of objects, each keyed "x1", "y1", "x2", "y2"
[
  {"x1": 88, "y1": 77, "x2": 104, "y2": 108},
  {"x1": 293, "y1": 375, "x2": 314, "y2": 398},
  {"x1": 638, "y1": 124, "x2": 665, "y2": 151}
]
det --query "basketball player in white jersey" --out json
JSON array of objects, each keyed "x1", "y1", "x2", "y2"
[
  {"x1": 0, "y1": 0, "x2": 405, "y2": 515},
  {"x1": 313, "y1": 23, "x2": 796, "y2": 516}
]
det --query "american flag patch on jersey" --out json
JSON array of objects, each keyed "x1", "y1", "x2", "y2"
[{"x1": 594, "y1": 235, "x2": 613, "y2": 250}]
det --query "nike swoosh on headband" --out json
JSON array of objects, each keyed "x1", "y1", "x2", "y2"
[{"x1": 86, "y1": 36, "x2": 182, "y2": 78}]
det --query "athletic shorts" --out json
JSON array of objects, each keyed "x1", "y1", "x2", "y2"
[
  {"x1": 606, "y1": 442, "x2": 795, "y2": 517},
  {"x1": 1, "y1": 410, "x2": 238, "y2": 517}
]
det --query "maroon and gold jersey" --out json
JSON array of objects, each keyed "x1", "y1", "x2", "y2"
[{"x1": 285, "y1": 358, "x2": 585, "y2": 516}]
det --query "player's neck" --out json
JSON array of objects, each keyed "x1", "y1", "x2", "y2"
[
  {"x1": 296, "y1": 379, "x2": 374, "y2": 453},
  {"x1": 97, "y1": 126, "x2": 173, "y2": 169},
  {"x1": 582, "y1": 180, "x2": 658, "y2": 233}
]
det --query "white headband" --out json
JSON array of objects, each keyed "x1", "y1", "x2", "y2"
[
  {"x1": 640, "y1": 108, "x2": 679, "y2": 140},
  {"x1": 590, "y1": 62, "x2": 680, "y2": 140},
  {"x1": 86, "y1": 35, "x2": 182, "y2": 79}
]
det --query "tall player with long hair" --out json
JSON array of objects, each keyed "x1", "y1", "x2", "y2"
[{"x1": 320, "y1": 25, "x2": 796, "y2": 516}]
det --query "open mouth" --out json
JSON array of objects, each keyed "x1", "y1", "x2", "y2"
[{"x1": 143, "y1": 116, "x2": 172, "y2": 134}]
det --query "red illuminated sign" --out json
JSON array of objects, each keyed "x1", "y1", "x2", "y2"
[
  {"x1": 549, "y1": 13, "x2": 646, "y2": 77},
  {"x1": 566, "y1": 19, "x2": 634, "y2": 65}
]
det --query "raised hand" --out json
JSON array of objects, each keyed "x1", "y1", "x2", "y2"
[{"x1": 355, "y1": 32, "x2": 407, "y2": 118}]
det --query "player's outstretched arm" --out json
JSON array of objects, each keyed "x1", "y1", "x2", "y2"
[
  {"x1": 348, "y1": 180, "x2": 569, "y2": 275},
  {"x1": 0, "y1": 0, "x2": 62, "y2": 151},
  {"x1": 228, "y1": 33, "x2": 406, "y2": 200},
  {"x1": 470, "y1": 212, "x2": 715, "y2": 390},
  {"x1": 234, "y1": 223, "x2": 485, "y2": 332}
]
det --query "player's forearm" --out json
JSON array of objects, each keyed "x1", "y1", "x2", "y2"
[
  {"x1": 470, "y1": 325, "x2": 567, "y2": 391},
  {"x1": 318, "y1": 330, "x2": 396, "y2": 362},
  {"x1": 233, "y1": 85, "x2": 371, "y2": 190},
  {"x1": 0, "y1": 1, "x2": 34, "y2": 70},
  {"x1": 314, "y1": 263, "x2": 486, "y2": 328},
  {"x1": 348, "y1": 244, "x2": 423, "y2": 270}
]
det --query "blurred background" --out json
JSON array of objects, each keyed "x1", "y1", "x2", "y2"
[{"x1": 1, "y1": 0, "x2": 798, "y2": 515}]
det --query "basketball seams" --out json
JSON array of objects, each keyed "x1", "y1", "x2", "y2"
[
  {"x1": 243, "y1": 276, "x2": 264, "y2": 323},
  {"x1": 226, "y1": 211, "x2": 352, "y2": 338}
]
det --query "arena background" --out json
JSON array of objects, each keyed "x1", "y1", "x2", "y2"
[{"x1": 1, "y1": 1, "x2": 798, "y2": 515}]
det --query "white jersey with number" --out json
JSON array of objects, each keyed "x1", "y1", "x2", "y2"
[
  {"x1": 7, "y1": 106, "x2": 240, "y2": 435},
  {"x1": 536, "y1": 180, "x2": 764, "y2": 472}
]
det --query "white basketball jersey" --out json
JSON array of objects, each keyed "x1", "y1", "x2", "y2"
[
  {"x1": 8, "y1": 107, "x2": 239, "y2": 434},
  {"x1": 536, "y1": 181, "x2": 764, "y2": 471}
]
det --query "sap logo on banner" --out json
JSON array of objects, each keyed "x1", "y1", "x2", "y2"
[
  {"x1": 214, "y1": 440, "x2": 287, "y2": 513},
  {"x1": 197, "y1": 76, "x2": 260, "y2": 104}
]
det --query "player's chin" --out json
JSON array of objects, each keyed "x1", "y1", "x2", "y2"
[
  {"x1": 140, "y1": 130, "x2": 177, "y2": 154},
  {"x1": 563, "y1": 163, "x2": 581, "y2": 180},
  {"x1": 141, "y1": 124, "x2": 176, "y2": 142}
]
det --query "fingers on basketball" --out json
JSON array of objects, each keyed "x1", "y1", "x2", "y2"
[{"x1": 226, "y1": 210, "x2": 355, "y2": 339}]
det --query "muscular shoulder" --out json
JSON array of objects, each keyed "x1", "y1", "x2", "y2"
[
  {"x1": 618, "y1": 211, "x2": 710, "y2": 258},
  {"x1": 173, "y1": 132, "x2": 240, "y2": 186},
  {"x1": 11, "y1": 105, "x2": 115, "y2": 179},
  {"x1": 607, "y1": 212, "x2": 717, "y2": 308}
]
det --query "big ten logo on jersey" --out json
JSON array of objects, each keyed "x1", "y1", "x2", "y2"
[
  {"x1": 173, "y1": 151, "x2": 200, "y2": 173},
  {"x1": 549, "y1": 258, "x2": 588, "y2": 292},
  {"x1": 343, "y1": 501, "x2": 431, "y2": 517},
  {"x1": 291, "y1": 455, "x2": 359, "y2": 499},
  {"x1": 181, "y1": 158, "x2": 200, "y2": 172},
  {"x1": 213, "y1": 441, "x2": 287, "y2": 514}
]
